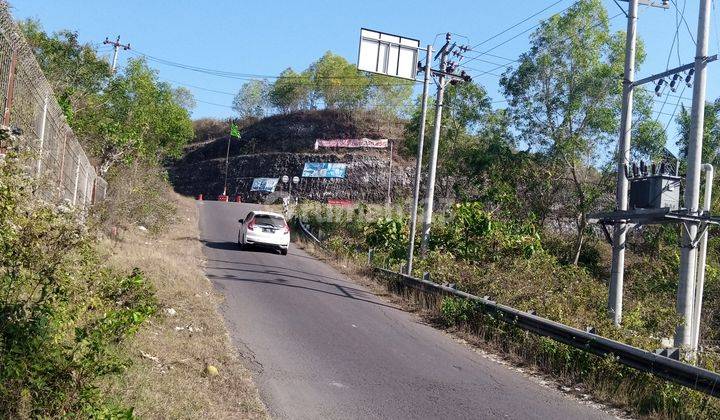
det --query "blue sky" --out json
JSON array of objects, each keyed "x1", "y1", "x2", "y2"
[{"x1": 9, "y1": 0, "x2": 720, "y2": 148}]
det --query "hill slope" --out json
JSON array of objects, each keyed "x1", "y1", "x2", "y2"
[{"x1": 170, "y1": 110, "x2": 414, "y2": 203}]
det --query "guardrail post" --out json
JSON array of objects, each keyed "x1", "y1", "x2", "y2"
[
  {"x1": 367, "y1": 248, "x2": 373, "y2": 265},
  {"x1": 36, "y1": 94, "x2": 49, "y2": 176},
  {"x1": 2, "y1": 48, "x2": 17, "y2": 126}
]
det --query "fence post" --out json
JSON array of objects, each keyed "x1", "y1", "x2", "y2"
[
  {"x1": 90, "y1": 176, "x2": 97, "y2": 205},
  {"x1": 57, "y1": 132, "x2": 67, "y2": 198},
  {"x1": 2, "y1": 48, "x2": 17, "y2": 126},
  {"x1": 72, "y1": 159, "x2": 80, "y2": 206},
  {"x1": 82, "y1": 168, "x2": 89, "y2": 208},
  {"x1": 36, "y1": 94, "x2": 49, "y2": 176}
]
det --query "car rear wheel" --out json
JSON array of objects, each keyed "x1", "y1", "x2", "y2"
[{"x1": 280, "y1": 248, "x2": 288, "y2": 256}]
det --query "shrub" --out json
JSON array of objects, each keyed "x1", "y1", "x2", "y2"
[
  {"x1": 98, "y1": 162, "x2": 177, "y2": 233},
  {"x1": 0, "y1": 143, "x2": 156, "y2": 416}
]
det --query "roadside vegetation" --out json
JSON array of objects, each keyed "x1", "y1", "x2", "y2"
[
  {"x1": 0, "y1": 132, "x2": 156, "y2": 416},
  {"x1": 0, "y1": 16, "x2": 268, "y2": 418}
]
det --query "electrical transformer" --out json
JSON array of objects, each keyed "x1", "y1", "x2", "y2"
[{"x1": 629, "y1": 174, "x2": 681, "y2": 210}]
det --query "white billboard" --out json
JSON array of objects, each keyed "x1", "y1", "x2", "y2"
[{"x1": 357, "y1": 28, "x2": 420, "y2": 80}]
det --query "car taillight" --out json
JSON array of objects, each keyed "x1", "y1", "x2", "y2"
[
  {"x1": 247, "y1": 219, "x2": 255, "y2": 231},
  {"x1": 283, "y1": 222, "x2": 290, "y2": 235}
]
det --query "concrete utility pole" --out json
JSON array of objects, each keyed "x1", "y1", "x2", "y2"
[
  {"x1": 420, "y1": 34, "x2": 451, "y2": 254},
  {"x1": 103, "y1": 36, "x2": 130, "y2": 73},
  {"x1": 675, "y1": 0, "x2": 713, "y2": 353},
  {"x1": 406, "y1": 44, "x2": 432, "y2": 275},
  {"x1": 608, "y1": 0, "x2": 639, "y2": 327}
]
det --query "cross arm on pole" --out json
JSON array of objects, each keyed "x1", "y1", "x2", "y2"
[{"x1": 631, "y1": 55, "x2": 718, "y2": 87}]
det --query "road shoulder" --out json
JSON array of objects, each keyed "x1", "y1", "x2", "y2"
[{"x1": 100, "y1": 194, "x2": 269, "y2": 419}]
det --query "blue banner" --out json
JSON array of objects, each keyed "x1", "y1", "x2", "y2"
[
  {"x1": 250, "y1": 178, "x2": 279, "y2": 192},
  {"x1": 302, "y1": 162, "x2": 347, "y2": 178}
]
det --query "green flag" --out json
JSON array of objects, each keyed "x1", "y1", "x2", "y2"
[{"x1": 230, "y1": 123, "x2": 240, "y2": 139}]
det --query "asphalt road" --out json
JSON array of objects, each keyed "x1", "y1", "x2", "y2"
[{"x1": 198, "y1": 201, "x2": 612, "y2": 420}]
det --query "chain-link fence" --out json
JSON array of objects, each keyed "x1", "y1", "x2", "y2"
[{"x1": 0, "y1": 2, "x2": 106, "y2": 209}]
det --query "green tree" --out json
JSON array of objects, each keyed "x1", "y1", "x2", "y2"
[
  {"x1": 404, "y1": 81, "x2": 499, "y2": 178},
  {"x1": 500, "y1": 0, "x2": 661, "y2": 265},
  {"x1": 268, "y1": 68, "x2": 311, "y2": 113},
  {"x1": 76, "y1": 58, "x2": 194, "y2": 174},
  {"x1": 232, "y1": 79, "x2": 270, "y2": 119},
  {"x1": 366, "y1": 74, "x2": 413, "y2": 118},
  {"x1": 309, "y1": 51, "x2": 369, "y2": 109},
  {"x1": 20, "y1": 19, "x2": 111, "y2": 124},
  {"x1": 676, "y1": 98, "x2": 720, "y2": 165}
]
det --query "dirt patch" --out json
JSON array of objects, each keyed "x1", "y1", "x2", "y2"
[{"x1": 100, "y1": 194, "x2": 268, "y2": 419}]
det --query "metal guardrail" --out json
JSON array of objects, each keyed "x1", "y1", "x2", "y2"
[
  {"x1": 295, "y1": 217, "x2": 326, "y2": 250},
  {"x1": 375, "y1": 267, "x2": 720, "y2": 398}
]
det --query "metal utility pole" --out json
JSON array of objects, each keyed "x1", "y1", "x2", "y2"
[
  {"x1": 222, "y1": 135, "x2": 232, "y2": 196},
  {"x1": 608, "y1": 0, "x2": 639, "y2": 326},
  {"x1": 103, "y1": 36, "x2": 130, "y2": 73},
  {"x1": 675, "y1": 0, "x2": 713, "y2": 352},
  {"x1": 420, "y1": 34, "x2": 451, "y2": 254},
  {"x1": 406, "y1": 44, "x2": 432, "y2": 274}
]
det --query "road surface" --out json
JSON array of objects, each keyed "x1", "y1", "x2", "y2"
[{"x1": 198, "y1": 201, "x2": 612, "y2": 420}]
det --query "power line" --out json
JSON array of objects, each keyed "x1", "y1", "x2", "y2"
[
  {"x1": 195, "y1": 98, "x2": 234, "y2": 109},
  {"x1": 128, "y1": 49, "x2": 417, "y2": 85},
  {"x1": 669, "y1": 0, "x2": 697, "y2": 45},
  {"x1": 461, "y1": 11, "x2": 625, "y2": 80},
  {"x1": 463, "y1": 0, "x2": 568, "y2": 52}
]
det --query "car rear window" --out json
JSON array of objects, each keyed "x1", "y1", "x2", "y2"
[{"x1": 253, "y1": 215, "x2": 285, "y2": 228}]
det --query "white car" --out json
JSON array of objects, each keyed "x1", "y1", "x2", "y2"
[{"x1": 238, "y1": 211, "x2": 290, "y2": 255}]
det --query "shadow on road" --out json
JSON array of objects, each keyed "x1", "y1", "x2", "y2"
[
  {"x1": 206, "y1": 272, "x2": 400, "y2": 311},
  {"x1": 202, "y1": 240, "x2": 281, "y2": 255}
]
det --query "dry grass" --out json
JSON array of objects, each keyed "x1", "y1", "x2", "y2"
[{"x1": 100, "y1": 194, "x2": 268, "y2": 419}]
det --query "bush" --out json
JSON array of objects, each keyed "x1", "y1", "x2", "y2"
[
  {"x1": 433, "y1": 202, "x2": 542, "y2": 262},
  {"x1": 98, "y1": 162, "x2": 177, "y2": 233},
  {"x1": 0, "y1": 143, "x2": 156, "y2": 416}
]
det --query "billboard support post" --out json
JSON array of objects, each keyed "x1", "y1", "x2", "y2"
[{"x1": 406, "y1": 44, "x2": 432, "y2": 275}]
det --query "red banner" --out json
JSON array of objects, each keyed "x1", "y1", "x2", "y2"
[
  {"x1": 314, "y1": 138, "x2": 388, "y2": 150},
  {"x1": 327, "y1": 199, "x2": 353, "y2": 207}
]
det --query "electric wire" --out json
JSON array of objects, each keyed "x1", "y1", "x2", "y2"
[
  {"x1": 669, "y1": 0, "x2": 697, "y2": 45},
  {"x1": 462, "y1": 11, "x2": 625, "y2": 80},
  {"x1": 462, "y1": 0, "x2": 567, "y2": 52}
]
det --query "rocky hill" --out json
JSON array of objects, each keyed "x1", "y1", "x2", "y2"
[{"x1": 170, "y1": 110, "x2": 416, "y2": 203}]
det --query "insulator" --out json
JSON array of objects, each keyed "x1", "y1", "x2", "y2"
[
  {"x1": 670, "y1": 74, "x2": 680, "y2": 92},
  {"x1": 651, "y1": 162, "x2": 657, "y2": 175},
  {"x1": 686, "y1": 69, "x2": 695, "y2": 87},
  {"x1": 655, "y1": 79, "x2": 665, "y2": 96},
  {"x1": 632, "y1": 162, "x2": 639, "y2": 177}
]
